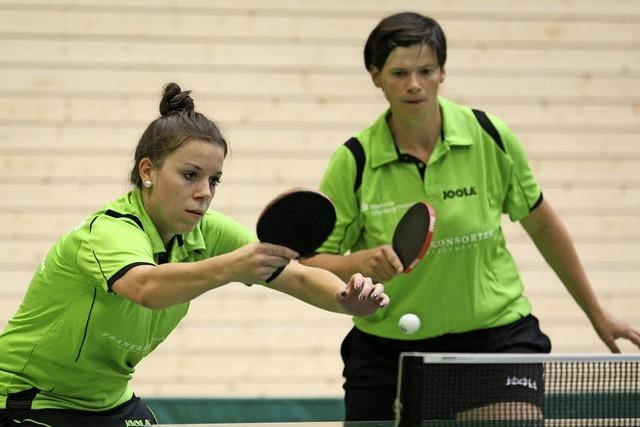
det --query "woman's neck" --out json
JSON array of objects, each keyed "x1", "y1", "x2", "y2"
[{"x1": 388, "y1": 106, "x2": 441, "y2": 162}]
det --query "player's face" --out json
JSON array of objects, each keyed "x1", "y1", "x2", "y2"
[
  {"x1": 370, "y1": 44, "x2": 445, "y2": 118},
  {"x1": 142, "y1": 139, "x2": 224, "y2": 245}
]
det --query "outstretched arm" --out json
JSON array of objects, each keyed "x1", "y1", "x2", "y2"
[
  {"x1": 112, "y1": 242, "x2": 298, "y2": 310},
  {"x1": 301, "y1": 246, "x2": 403, "y2": 284},
  {"x1": 269, "y1": 261, "x2": 389, "y2": 317},
  {"x1": 520, "y1": 198, "x2": 640, "y2": 352}
]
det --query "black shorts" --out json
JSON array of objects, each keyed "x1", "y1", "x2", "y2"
[
  {"x1": 0, "y1": 394, "x2": 157, "y2": 427},
  {"x1": 341, "y1": 314, "x2": 551, "y2": 421}
]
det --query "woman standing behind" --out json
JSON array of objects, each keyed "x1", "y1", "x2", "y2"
[
  {"x1": 0, "y1": 82, "x2": 388, "y2": 427},
  {"x1": 302, "y1": 12, "x2": 640, "y2": 422}
]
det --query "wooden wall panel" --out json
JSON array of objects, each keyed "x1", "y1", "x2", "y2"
[{"x1": 0, "y1": 0, "x2": 638, "y2": 400}]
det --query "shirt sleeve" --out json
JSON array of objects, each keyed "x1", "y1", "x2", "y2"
[
  {"x1": 76, "y1": 214, "x2": 155, "y2": 293},
  {"x1": 492, "y1": 115, "x2": 543, "y2": 221},
  {"x1": 317, "y1": 144, "x2": 363, "y2": 254},
  {"x1": 199, "y1": 210, "x2": 257, "y2": 258},
  {"x1": 200, "y1": 210, "x2": 278, "y2": 285}
]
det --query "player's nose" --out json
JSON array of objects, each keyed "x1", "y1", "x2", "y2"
[
  {"x1": 407, "y1": 72, "x2": 421, "y2": 92},
  {"x1": 194, "y1": 180, "x2": 213, "y2": 200}
]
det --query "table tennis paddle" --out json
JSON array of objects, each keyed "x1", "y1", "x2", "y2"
[
  {"x1": 256, "y1": 188, "x2": 336, "y2": 281},
  {"x1": 392, "y1": 202, "x2": 436, "y2": 273}
]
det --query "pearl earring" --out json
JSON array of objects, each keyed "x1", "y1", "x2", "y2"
[{"x1": 144, "y1": 180, "x2": 153, "y2": 189}]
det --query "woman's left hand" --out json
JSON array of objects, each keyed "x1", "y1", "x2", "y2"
[
  {"x1": 592, "y1": 310, "x2": 640, "y2": 353},
  {"x1": 337, "y1": 273, "x2": 389, "y2": 317}
]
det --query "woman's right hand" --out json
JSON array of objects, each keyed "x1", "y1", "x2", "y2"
[
  {"x1": 229, "y1": 242, "x2": 300, "y2": 284},
  {"x1": 353, "y1": 244, "x2": 404, "y2": 283}
]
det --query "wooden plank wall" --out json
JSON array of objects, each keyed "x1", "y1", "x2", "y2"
[{"x1": 1, "y1": 0, "x2": 639, "y2": 397}]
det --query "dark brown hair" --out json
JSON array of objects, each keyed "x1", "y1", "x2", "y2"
[
  {"x1": 130, "y1": 82, "x2": 228, "y2": 187},
  {"x1": 363, "y1": 12, "x2": 447, "y2": 72}
]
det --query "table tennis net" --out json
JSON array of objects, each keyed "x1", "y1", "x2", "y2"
[{"x1": 394, "y1": 353, "x2": 640, "y2": 427}]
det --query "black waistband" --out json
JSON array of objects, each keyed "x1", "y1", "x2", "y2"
[{"x1": 6, "y1": 387, "x2": 40, "y2": 410}]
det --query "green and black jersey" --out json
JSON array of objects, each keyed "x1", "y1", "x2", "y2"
[
  {"x1": 318, "y1": 96, "x2": 542, "y2": 340},
  {"x1": 0, "y1": 189, "x2": 254, "y2": 411}
]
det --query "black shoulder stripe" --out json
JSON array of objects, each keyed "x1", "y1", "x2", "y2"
[
  {"x1": 472, "y1": 109, "x2": 505, "y2": 152},
  {"x1": 343, "y1": 137, "x2": 365, "y2": 192},
  {"x1": 89, "y1": 216, "x2": 99, "y2": 232},
  {"x1": 105, "y1": 209, "x2": 144, "y2": 231}
]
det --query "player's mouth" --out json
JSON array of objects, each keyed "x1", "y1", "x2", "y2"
[
  {"x1": 405, "y1": 99, "x2": 425, "y2": 105},
  {"x1": 186, "y1": 209, "x2": 204, "y2": 218}
]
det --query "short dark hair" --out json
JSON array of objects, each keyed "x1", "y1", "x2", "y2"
[
  {"x1": 363, "y1": 12, "x2": 447, "y2": 71},
  {"x1": 129, "y1": 82, "x2": 228, "y2": 188}
]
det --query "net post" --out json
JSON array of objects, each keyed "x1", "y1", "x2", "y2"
[{"x1": 395, "y1": 352, "x2": 425, "y2": 427}]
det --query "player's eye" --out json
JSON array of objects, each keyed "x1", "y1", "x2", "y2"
[
  {"x1": 210, "y1": 176, "x2": 221, "y2": 187},
  {"x1": 183, "y1": 172, "x2": 197, "y2": 181}
]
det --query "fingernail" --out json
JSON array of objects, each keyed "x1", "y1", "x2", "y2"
[
  {"x1": 340, "y1": 291, "x2": 347, "y2": 298},
  {"x1": 371, "y1": 293, "x2": 378, "y2": 299},
  {"x1": 359, "y1": 295, "x2": 365, "y2": 301}
]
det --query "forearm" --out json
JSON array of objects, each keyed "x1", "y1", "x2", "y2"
[
  {"x1": 270, "y1": 262, "x2": 346, "y2": 314},
  {"x1": 113, "y1": 252, "x2": 241, "y2": 310},
  {"x1": 301, "y1": 252, "x2": 361, "y2": 282},
  {"x1": 522, "y1": 202, "x2": 605, "y2": 323}
]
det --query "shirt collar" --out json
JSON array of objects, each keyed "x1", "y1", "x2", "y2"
[
  {"x1": 129, "y1": 188, "x2": 207, "y2": 259},
  {"x1": 368, "y1": 97, "x2": 473, "y2": 169},
  {"x1": 439, "y1": 96, "x2": 474, "y2": 148}
]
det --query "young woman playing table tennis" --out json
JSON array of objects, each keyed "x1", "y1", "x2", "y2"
[
  {"x1": 0, "y1": 82, "x2": 389, "y2": 427},
  {"x1": 301, "y1": 11, "x2": 640, "y2": 422}
]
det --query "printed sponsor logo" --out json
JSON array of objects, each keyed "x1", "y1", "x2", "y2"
[
  {"x1": 430, "y1": 229, "x2": 497, "y2": 253},
  {"x1": 443, "y1": 186, "x2": 477, "y2": 199},
  {"x1": 125, "y1": 420, "x2": 152, "y2": 426},
  {"x1": 361, "y1": 200, "x2": 414, "y2": 216},
  {"x1": 102, "y1": 332, "x2": 166, "y2": 355},
  {"x1": 506, "y1": 376, "x2": 538, "y2": 390}
]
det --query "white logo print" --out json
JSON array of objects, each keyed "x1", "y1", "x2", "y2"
[
  {"x1": 429, "y1": 229, "x2": 497, "y2": 253},
  {"x1": 360, "y1": 201, "x2": 414, "y2": 216},
  {"x1": 506, "y1": 376, "x2": 538, "y2": 390}
]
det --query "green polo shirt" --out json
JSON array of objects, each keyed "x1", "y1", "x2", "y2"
[
  {"x1": 0, "y1": 189, "x2": 253, "y2": 411},
  {"x1": 318, "y1": 96, "x2": 541, "y2": 340}
]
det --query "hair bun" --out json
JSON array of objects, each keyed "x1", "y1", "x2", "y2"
[{"x1": 159, "y1": 82, "x2": 195, "y2": 116}]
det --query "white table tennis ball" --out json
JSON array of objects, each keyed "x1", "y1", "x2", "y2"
[{"x1": 398, "y1": 313, "x2": 421, "y2": 335}]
